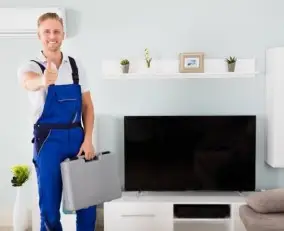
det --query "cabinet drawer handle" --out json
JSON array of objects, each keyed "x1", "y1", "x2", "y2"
[{"x1": 121, "y1": 214, "x2": 156, "y2": 218}]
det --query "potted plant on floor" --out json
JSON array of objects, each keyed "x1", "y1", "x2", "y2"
[
  {"x1": 225, "y1": 56, "x2": 237, "y2": 72},
  {"x1": 120, "y1": 59, "x2": 130, "y2": 73},
  {"x1": 11, "y1": 164, "x2": 31, "y2": 231}
]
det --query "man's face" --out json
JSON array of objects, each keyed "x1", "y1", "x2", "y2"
[{"x1": 38, "y1": 19, "x2": 65, "y2": 52}]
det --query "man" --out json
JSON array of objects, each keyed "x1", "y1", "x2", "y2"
[{"x1": 17, "y1": 12, "x2": 97, "y2": 230}]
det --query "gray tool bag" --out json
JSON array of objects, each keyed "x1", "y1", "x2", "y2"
[{"x1": 60, "y1": 151, "x2": 122, "y2": 211}]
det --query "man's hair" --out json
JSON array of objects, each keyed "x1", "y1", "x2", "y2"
[{"x1": 37, "y1": 12, "x2": 63, "y2": 27}]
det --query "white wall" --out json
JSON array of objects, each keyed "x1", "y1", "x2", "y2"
[{"x1": 1, "y1": 0, "x2": 284, "y2": 225}]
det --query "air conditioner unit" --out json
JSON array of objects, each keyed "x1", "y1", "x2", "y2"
[{"x1": 0, "y1": 7, "x2": 66, "y2": 37}]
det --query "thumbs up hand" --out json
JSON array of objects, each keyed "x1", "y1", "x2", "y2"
[{"x1": 43, "y1": 59, "x2": 58, "y2": 87}]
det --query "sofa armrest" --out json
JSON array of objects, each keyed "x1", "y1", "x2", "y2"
[{"x1": 246, "y1": 188, "x2": 284, "y2": 213}]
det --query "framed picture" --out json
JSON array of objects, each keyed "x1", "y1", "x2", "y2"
[{"x1": 179, "y1": 52, "x2": 204, "y2": 73}]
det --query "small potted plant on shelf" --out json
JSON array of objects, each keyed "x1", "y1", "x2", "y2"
[
  {"x1": 11, "y1": 164, "x2": 31, "y2": 231},
  {"x1": 225, "y1": 56, "x2": 237, "y2": 72},
  {"x1": 120, "y1": 59, "x2": 130, "y2": 73},
  {"x1": 144, "y1": 48, "x2": 152, "y2": 68}
]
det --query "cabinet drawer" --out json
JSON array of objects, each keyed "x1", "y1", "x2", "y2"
[
  {"x1": 104, "y1": 202, "x2": 173, "y2": 231},
  {"x1": 106, "y1": 214, "x2": 172, "y2": 231},
  {"x1": 106, "y1": 202, "x2": 172, "y2": 217}
]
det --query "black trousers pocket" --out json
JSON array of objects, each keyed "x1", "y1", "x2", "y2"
[{"x1": 32, "y1": 129, "x2": 52, "y2": 154}]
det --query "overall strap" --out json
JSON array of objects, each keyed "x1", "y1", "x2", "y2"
[
  {"x1": 30, "y1": 57, "x2": 80, "y2": 85},
  {"x1": 30, "y1": 60, "x2": 45, "y2": 73},
  {"x1": 68, "y1": 56, "x2": 79, "y2": 84}
]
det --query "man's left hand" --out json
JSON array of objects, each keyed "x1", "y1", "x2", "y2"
[{"x1": 77, "y1": 139, "x2": 96, "y2": 160}]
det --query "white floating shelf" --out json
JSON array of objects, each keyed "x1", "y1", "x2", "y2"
[
  {"x1": 104, "y1": 72, "x2": 258, "y2": 79},
  {"x1": 102, "y1": 58, "x2": 258, "y2": 79}
]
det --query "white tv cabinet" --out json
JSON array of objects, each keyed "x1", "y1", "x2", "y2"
[{"x1": 104, "y1": 191, "x2": 247, "y2": 231}]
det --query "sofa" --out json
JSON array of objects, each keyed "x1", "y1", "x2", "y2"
[{"x1": 239, "y1": 188, "x2": 284, "y2": 231}]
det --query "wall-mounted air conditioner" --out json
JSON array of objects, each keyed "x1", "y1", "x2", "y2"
[{"x1": 0, "y1": 7, "x2": 66, "y2": 37}]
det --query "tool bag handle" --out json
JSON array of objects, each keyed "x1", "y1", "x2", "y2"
[{"x1": 69, "y1": 151, "x2": 111, "y2": 162}]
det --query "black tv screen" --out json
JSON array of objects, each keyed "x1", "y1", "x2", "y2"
[{"x1": 124, "y1": 115, "x2": 256, "y2": 191}]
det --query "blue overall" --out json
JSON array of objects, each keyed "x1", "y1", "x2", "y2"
[{"x1": 31, "y1": 56, "x2": 96, "y2": 231}]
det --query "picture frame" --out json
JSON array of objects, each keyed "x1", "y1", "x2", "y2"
[{"x1": 179, "y1": 52, "x2": 204, "y2": 73}]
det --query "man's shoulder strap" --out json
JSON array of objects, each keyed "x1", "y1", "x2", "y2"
[
  {"x1": 30, "y1": 60, "x2": 45, "y2": 73},
  {"x1": 68, "y1": 56, "x2": 79, "y2": 84},
  {"x1": 30, "y1": 57, "x2": 79, "y2": 85}
]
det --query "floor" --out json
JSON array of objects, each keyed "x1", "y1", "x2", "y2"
[
  {"x1": 0, "y1": 207, "x2": 104, "y2": 231},
  {"x1": 0, "y1": 228, "x2": 32, "y2": 231},
  {"x1": 0, "y1": 227, "x2": 103, "y2": 231}
]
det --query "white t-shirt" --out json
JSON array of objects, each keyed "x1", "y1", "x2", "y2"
[{"x1": 17, "y1": 51, "x2": 90, "y2": 124}]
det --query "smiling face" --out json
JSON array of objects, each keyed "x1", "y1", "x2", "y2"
[{"x1": 37, "y1": 14, "x2": 65, "y2": 52}]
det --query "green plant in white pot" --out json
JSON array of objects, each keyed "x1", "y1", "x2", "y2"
[
  {"x1": 120, "y1": 59, "x2": 130, "y2": 73},
  {"x1": 225, "y1": 56, "x2": 237, "y2": 72},
  {"x1": 11, "y1": 164, "x2": 31, "y2": 231}
]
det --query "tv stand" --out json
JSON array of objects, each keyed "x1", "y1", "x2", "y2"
[{"x1": 104, "y1": 191, "x2": 248, "y2": 231}]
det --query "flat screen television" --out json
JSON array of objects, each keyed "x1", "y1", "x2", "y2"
[{"x1": 124, "y1": 115, "x2": 256, "y2": 192}]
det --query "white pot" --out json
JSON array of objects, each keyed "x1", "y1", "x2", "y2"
[{"x1": 13, "y1": 186, "x2": 29, "y2": 231}]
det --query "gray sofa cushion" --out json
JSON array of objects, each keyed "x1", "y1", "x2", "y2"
[
  {"x1": 239, "y1": 205, "x2": 284, "y2": 231},
  {"x1": 246, "y1": 189, "x2": 284, "y2": 213}
]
